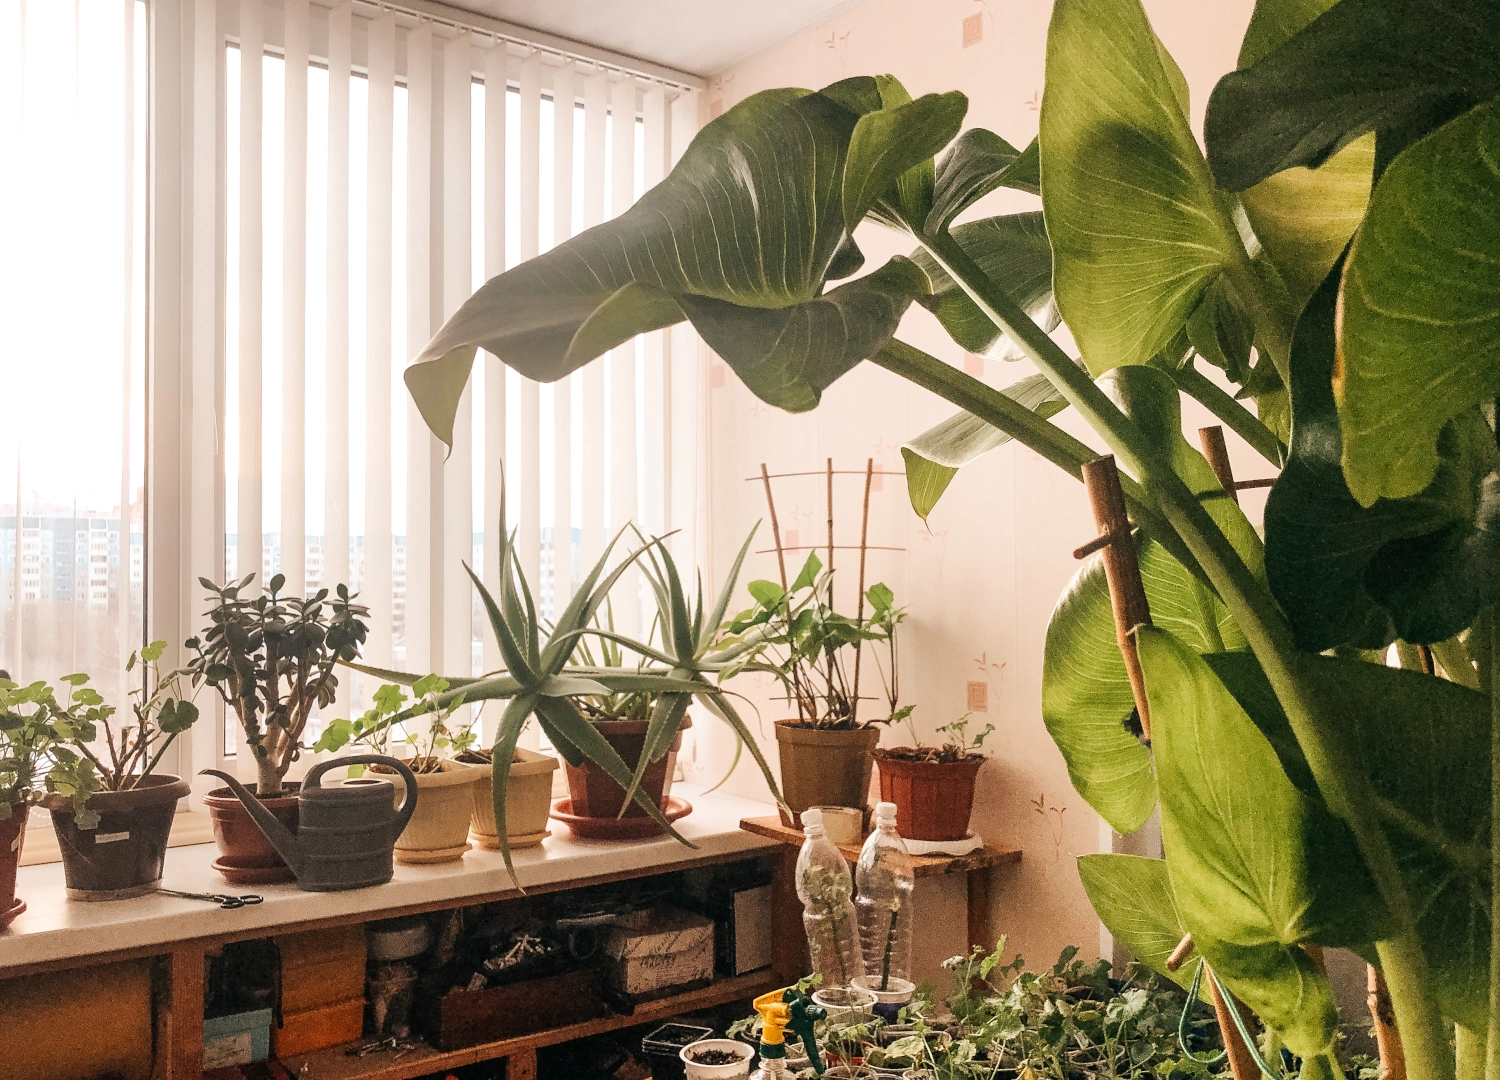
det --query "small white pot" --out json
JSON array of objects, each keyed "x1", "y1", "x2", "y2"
[
  {"x1": 468, "y1": 747, "x2": 559, "y2": 849},
  {"x1": 852, "y1": 975, "x2": 915, "y2": 1023},
  {"x1": 812, "y1": 984, "x2": 877, "y2": 1025},
  {"x1": 680, "y1": 1038, "x2": 754, "y2": 1079},
  {"x1": 386, "y1": 758, "x2": 481, "y2": 863}
]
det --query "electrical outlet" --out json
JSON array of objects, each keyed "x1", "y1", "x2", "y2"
[
  {"x1": 967, "y1": 680, "x2": 989, "y2": 712},
  {"x1": 962, "y1": 12, "x2": 984, "y2": 47}
]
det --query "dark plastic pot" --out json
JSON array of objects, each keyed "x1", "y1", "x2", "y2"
[
  {"x1": 775, "y1": 721, "x2": 880, "y2": 828},
  {"x1": 875, "y1": 754, "x2": 984, "y2": 841},
  {"x1": 642, "y1": 1022, "x2": 713, "y2": 1080},
  {"x1": 563, "y1": 720, "x2": 681, "y2": 819},
  {"x1": 44, "y1": 774, "x2": 190, "y2": 900},
  {"x1": 203, "y1": 781, "x2": 301, "y2": 885},
  {"x1": 0, "y1": 804, "x2": 29, "y2": 926}
]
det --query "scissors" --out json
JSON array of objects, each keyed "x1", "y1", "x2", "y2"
[{"x1": 157, "y1": 888, "x2": 264, "y2": 909}]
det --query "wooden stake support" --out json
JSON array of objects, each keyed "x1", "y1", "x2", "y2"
[
  {"x1": 760, "y1": 463, "x2": 788, "y2": 591},
  {"x1": 1198, "y1": 426, "x2": 1276, "y2": 503},
  {"x1": 1076, "y1": 455, "x2": 1153, "y2": 741},
  {"x1": 1163, "y1": 935, "x2": 1256, "y2": 1080},
  {"x1": 852, "y1": 459, "x2": 875, "y2": 724},
  {"x1": 1368, "y1": 966, "x2": 1407, "y2": 1080}
]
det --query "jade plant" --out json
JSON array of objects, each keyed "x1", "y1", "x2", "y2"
[
  {"x1": 402, "y1": 0, "x2": 1500, "y2": 1066},
  {"x1": 44, "y1": 642, "x2": 200, "y2": 802},
  {"x1": 187, "y1": 574, "x2": 370, "y2": 796}
]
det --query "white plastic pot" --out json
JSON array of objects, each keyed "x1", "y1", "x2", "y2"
[
  {"x1": 812, "y1": 984, "x2": 877, "y2": 1024},
  {"x1": 468, "y1": 747, "x2": 559, "y2": 849},
  {"x1": 680, "y1": 1038, "x2": 754, "y2": 1079},
  {"x1": 852, "y1": 975, "x2": 915, "y2": 1023},
  {"x1": 386, "y1": 758, "x2": 481, "y2": 863}
]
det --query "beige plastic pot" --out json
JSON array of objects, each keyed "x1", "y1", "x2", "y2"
[
  {"x1": 468, "y1": 747, "x2": 559, "y2": 850},
  {"x1": 383, "y1": 758, "x2": 481, "y2": 864}
]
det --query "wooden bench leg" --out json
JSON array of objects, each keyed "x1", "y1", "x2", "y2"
[
  {"x1": 160, "y1": 945, "x2": 204, "y2": 1080},
  {"x1": 966, "y1": 867, "x2": 991, "y2": 954},
  {"x1": 507, "y1": 1047, "x2": 539, "y2": 1080}
]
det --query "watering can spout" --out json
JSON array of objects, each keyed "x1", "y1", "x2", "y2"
[{"x1": 200, "y1": 769, "x2": 307, "y2": 876}]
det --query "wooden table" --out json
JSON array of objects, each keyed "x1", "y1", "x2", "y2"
[
  {"x1": 738, "y1": 816, "x2": 1021, "y2": 956},
  {"x1": 0, "y1": 786, "x2": 792, "y2": 1080}
]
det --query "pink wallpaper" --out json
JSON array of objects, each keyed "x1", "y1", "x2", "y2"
[{"x1": 682, "y1": 0, "x2": 1260, "y2": 982}]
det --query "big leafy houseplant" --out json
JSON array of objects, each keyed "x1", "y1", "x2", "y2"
[{"x1": 405, "y1": 0, "x2": 1500, "y2": 1073}]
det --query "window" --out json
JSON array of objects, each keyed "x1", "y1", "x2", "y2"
[
  {"x1": 0, "y1": 0, "x2": 148, "y2": 703},
  {"x1": 215, "y1": 4, "x2": 700, "y2": 758}
]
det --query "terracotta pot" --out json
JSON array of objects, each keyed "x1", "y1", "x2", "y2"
[
  {"x1": 468, "y1": 747, "x2": 560, "y2": 849},
  {"x1": 382, "y1": 758, "x2": 481, "y2": 864},
  {"x1": 0, "y1": 804, "x2": 28, "y2": 924},
  {"x1": 774, "y1": 722, "x2": 880, "y2": 828},
  {"x1": 564, "y1": 720, "x2": 681, "y2": 819},
  {"x1": 204, "y1": 781, "x2": 301, "y2": 884},
  {"x1": 44, "y1": 774, "x2": 190, "y2": 900},
  {"x1": 876, "y1": 754, "x2": 984, "y2": 841}
]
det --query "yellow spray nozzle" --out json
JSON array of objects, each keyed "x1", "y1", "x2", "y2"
[{"x1": 753, "y1": 988, "x2": 791, "y2": 1046}]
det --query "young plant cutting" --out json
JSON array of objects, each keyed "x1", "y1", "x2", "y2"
[{"x1": 403, "y1": 0, "x2": 1500, "y2": 1070}]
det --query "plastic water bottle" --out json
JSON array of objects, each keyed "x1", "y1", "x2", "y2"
[
  {"x1": 854, "y1": 802, "x2": 915, "y2": 993},
  {"x1": 794, "y1": 807, "x2": 865, "y2": 989}
]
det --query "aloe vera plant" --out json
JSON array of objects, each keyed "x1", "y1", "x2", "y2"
[{"x1": 401, "y1": 0, "x2": 1500, "y2": 1069}]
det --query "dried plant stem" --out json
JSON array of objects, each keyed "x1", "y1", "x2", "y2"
[{"x1": 852, "y1": 458, "x2": 874, "y2": 724}]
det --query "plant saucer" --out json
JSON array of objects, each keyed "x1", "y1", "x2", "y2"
[{"x1": 549, "y1": 795, "x2": 692, "y2": 840}]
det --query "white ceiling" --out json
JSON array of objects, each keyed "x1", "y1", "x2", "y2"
[{"x1": 442, "y1": 0, "x2": 858, "y2": 79}]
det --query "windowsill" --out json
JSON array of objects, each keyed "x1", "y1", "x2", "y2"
[{"x1": 19, "y1": 809, "x2": 216, "y2": 868}]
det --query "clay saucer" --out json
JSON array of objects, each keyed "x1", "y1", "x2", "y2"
[
  {"x1": 0, "y1": 897, "x2": 25, "y2": 931},
  {"x1": 549, "y1": 796, "x2": 692, "y2": 840},
  {"x1": 211, "y1": 854, "x2": 297, "y2": 886}
]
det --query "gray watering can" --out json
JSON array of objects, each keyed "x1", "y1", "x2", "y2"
[{"x1": 201, "y1": 755, "x2": 418, "y2": 892}]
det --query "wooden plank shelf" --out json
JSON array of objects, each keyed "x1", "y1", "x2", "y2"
[{"x1": 281, "y1": 970, "x2": 784, "y2": 1080}]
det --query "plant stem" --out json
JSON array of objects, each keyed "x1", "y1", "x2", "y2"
[
  {"x1": 881, "y1": 903, "x2": 899, "y2": 991},
  {"x1": 1166, "y1": 360, "x2": 1285, "y2": 466},
  {"x1": 916, "y1": 224, "x2": 1454, "y2": 1080},
  {"x1": 1458, "y1": 1026, "x2": 1484, "y2": 1080}
]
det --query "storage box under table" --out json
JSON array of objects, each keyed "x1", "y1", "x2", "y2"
[
  {"x1": 600, "y1": 905, "x2": 716, "y2": 997},
  {"x1": 419, "y1": 967, "x2": 608, "y2": 1051}
]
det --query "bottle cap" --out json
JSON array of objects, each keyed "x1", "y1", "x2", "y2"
[
  {"x1": 875, "y1": 802, "x2": 898, "y2": 824},
  {"x1": 801, "y1": 807, "x2": 824, "y2": 831}
]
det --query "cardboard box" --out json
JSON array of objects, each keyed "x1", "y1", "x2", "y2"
[
  {"x1": 0, "y1": 958, "x2": 152, "y2": 1080},
  {"x1": 601, "y1": 906, "x2": 716, "y2": 996}
]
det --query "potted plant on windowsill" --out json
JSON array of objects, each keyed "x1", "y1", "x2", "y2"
[
  {"x1": 0, "y1": 674, "x2": 72, "y2": 927},
  {"x1": 41, "y1": 643, "x2": 200, "y2": 900},
  {"x1": 720, "y1": 552, "x2": 896, "y2": 827},
  {"x1": 316, "y1": 674, "x2": 481, "y2": 864},
  {"x1": 187, "y1": 573, "x2": 369, "y2": 884}
]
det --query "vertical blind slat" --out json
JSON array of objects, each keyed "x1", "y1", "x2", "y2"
[
  {"x1": 517, "y1": 53, "x2": 542, "y2": 590},
  {"x1": 405, "y1": 21, "x2": 435, "y2": 673},
  {"x1": 667, "y1": 88, "x2": 701, "y2": 565},
  {"x1": 324, "y1": 2, "x2": 352, "y2": 717},
  {"x1": 441, "y1": 32, "x2": 474, "y2": 678},
  {"x1": 281, "y1": 0, "x2": 309, "y2": 594},
  {"x1": 607, "y1": 77, "x2": 638, "y2": 632},
  {"x1": 481, "y1": 42, "x2": 508, "y2": 721},
  {"x1": 550, "y1": 64, "x2": 575, "y2": 611},
  {"x1": 363, "y1": 11, "x2": 396, "y2": 668},
  {"x1": 640, "y1": 85, "x2": 667, "y2": 546},
  {"x1": 119, "y1": 0, "x2": 137, "y2": 672},
  {"x1": 237, "y1": 0, "x2": 264, "y2": 583},
  {"x1": 579, "y1": 72, "x2": 608, "y2": 581}
]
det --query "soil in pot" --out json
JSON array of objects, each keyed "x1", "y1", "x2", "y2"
[
  {"x1": 460, "y1": 746, "x2": 558, "y2": 849},
  {"x1": 564, "y1": 720, "x2": 681, "y2": 820},
  {"x1": 875, "y1": 752, "x2": 983, "y2": 842},
  {"x1": 775, "y1": 721, "x2": 880, "y2": 828},
  {"x1": 45, "y1": 774, "x2": 191, "y2": 900},
  {"x1": 380, "y1": 758, "x2": 480, "y2": 864},
  {"x1": 0, "y1": 805, "x2": 28, "y2": 926},
  {"x1": 204, "y1": 781, "x2": 301, "y2": 885}
]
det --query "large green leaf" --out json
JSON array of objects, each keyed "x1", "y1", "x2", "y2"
[
  {"x1": 1040, "y1": 0, "x2": 1245, "y2": 375},
  {"x1": 900, "y1": 372, "x2": 1066, "y2": 522},
  {"x1": 1041, "y1": 536, "x2": 1246, "y2": 836},
  {"x1": 1140, "y1": 627, "x2": 1343, "y2": 1057},
  {"x1": 926, "y1": 130, "x2": 1039, "y2": 233},
  {"x1": 1206, "y1": 649, "x2": 1491, "y2": 1027},
  {"x1": 1078, "y1": 854, "x2": 1198, "y2": 989},
  {"x1": 911, "y1": 213, "x2": 1056, "y2": 358},
  {"x1": 1338, "y1": 99, "x2": 1500, "y2": 505},
  {"x1": 406, "y1": 81, "x2": 928, "y2": 445},
  {"x1": 1265, "y1": 254, "x2": 1500, "y2": 649},
  {"x1": 844, "y1": 80, "x2": 967, "y2": 230},
  {"x1": 1207, "y1": 0, "x2": 1500, "y2": 192}
]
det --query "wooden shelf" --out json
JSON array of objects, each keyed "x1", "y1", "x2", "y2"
[
  {"x1": 281, "y1": 970, "x2": 784, "y2": 1080},
  {"x1": 738, "y1": 816, "x2": 1021, "y2": 876}
]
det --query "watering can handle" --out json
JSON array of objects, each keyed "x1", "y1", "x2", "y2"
[{"x1": 305, "y1": 754, "x2": 420, "y2": 835}]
